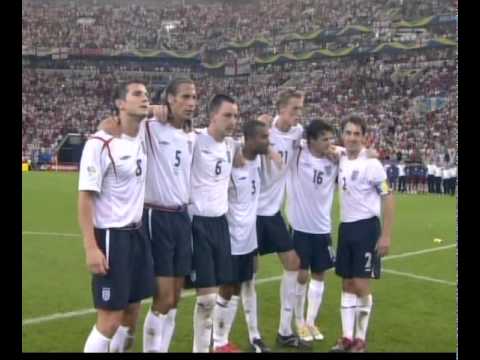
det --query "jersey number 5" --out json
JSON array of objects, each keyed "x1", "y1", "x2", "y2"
[
  {"x1": 251, "y1": 180, "x2": 256, "y2": 195},
  {"x1": 174, "y1": 150, "x2": 181, "y2": 167}
]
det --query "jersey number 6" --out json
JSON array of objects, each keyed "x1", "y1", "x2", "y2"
[
  {"x1": 215, "y1": 160, "x2": 222, "y2": 175},
  {"x1": 135, "y1": 159, "x2": 142, "y2": 176}
]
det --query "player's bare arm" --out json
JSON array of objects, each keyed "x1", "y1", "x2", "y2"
[
  {"x1": 267, "y1": 145, "x2": 283, "y2": 169},
  {"x1": 376, "y1": 192, "x2": 395, "y2": 257},
  {"x1": 78, "y1": 191, "x2": 109, "y2": 275},
  {"x1": 151, "y1": 104, "x2": 168, "y2": 123},
  {"x1": 97, "y1": 104, "x2": 168, "y2": 136}
]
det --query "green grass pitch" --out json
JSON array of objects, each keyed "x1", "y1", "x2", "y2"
[{"x1": 22, "y1": 172, "x2": 456, "y2": 352}]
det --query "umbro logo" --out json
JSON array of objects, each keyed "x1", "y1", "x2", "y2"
[
  {"x1": 238, "y1": 176, "x2": 247, "y2": 180},
  {"x1": 201, "y1": 150, "x2": 211, "y2": 154},
  {"x1": 120, "y1": 155, "x2": 131, "y2": 160},
  {"x1": 159, "y1": 141, "x2": 170, "y2": 145}
]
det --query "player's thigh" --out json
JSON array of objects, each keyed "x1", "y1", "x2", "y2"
[
  {"x1": 334, "y1": 223, "x2": 353, "y2": 279},
  {"x1": 172, "y1": 211, "x2": 193, "y2": 277},
  {"x1": 145, "y1": 209, "x2": 176, "y2": 276},
  {"x1": 129, "y1": 228, "x2": 155, "y2": 304},
  {"x1": 231, "y1": 251, "x2": 256, "y2": 286},
  {"x1": 311, "y1": 233, "x2": 335, "y2": 274},
  {"x1": 292, "y1": 230, "x2": 313, "y2": 271},
  {"x1": 257, "y1": 212, "x2": 293, "y2": 256},
  {"x1": 191, "y1": 216, "x2": 220, "y2": 288},
  {"x1": 212, "y1": 215, "x2": 234, "y2": 286},
  {"x1": 92, "y1": 229, "x2": 132, "y2": 311},
  {"x1": 351, "y1": 217, "x2": 381, "y2": 279}
]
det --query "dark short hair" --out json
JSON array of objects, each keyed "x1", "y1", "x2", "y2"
[
  {"x1": 208, "y1": 94, "x2": 237, "y2": 118},
  {"x1": 243, "y1": 120, "x2": 267, "y2": 141},
  {"x1": 164, "y1": 77, "x2": 194, "y2": 101},
  {"x1": 276, "y1": 89, "x2": 304, "y2": 111},
  {"x1": 341, "y1": 115, "x2": 367, "y2": 135},
  {"x1": 112, "y1": 80, "x2": 146, "y2": 115},
  {"x1": 305, "y1": 119, "x2": 334, "y2": 143}
]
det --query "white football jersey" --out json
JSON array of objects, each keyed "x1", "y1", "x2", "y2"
[
  {"x1": 442, "y1": 168, "x2": 449, "y2": 179},
  {"x1": 78, "y1": 130, "x2": 147, "y2": 228},
  {"x1": 257, "y1": 117, "x2": 303, "y2": 216},
  {"x1": 287, "y1": 145, "x2": 338, "y2": 234},
  {"x1": 435, "y1": 166, "x2": 443, "y2": 177},
  {"x1": 227, "y1": 157, "x2": 261, "y2": 255},
  {"x1": 142, "y1": 120, "x2": 195, "y2": 207},
  {"x1": 398, "y1": 164, "x2": 405, "y2": 176},
  {"x1": 190, "y1": 131, "x2": 236, "y2": 217},
  {"x1": 338, "y1": 153, "x2": 388, "y2": 223},
  {"x1": 427, "y1": 164, "x2": 435, "y2": 175}
]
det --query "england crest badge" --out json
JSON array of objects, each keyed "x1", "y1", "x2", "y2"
[
  {"x1": 102, "y1": 287, "x2": 111, "y2": 302},
  {"x1": 325, "y1": 165, "x2": 332, "y2": 176},
  {"x1": 351, "y1": 170, "x2": 359, "y2": 181}
]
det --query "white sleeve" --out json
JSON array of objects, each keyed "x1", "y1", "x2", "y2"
[
  {"x1": 78, "y1": 139, "x2": 108, "y2": 193},
  {"x1": 367, "y1": 160, "x2": 390, "y2": 196}
]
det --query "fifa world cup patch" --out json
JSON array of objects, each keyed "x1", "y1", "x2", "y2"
[{"x1": 87, "y1": 166, "x2": 97, "y2": 176}]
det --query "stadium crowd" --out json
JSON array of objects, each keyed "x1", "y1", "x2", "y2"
[
  {"x1": 22, "y1": 0, "x2": 456, "y2": 52},
  {"x1": 22, "y1": 46, "x2": 456, "y2": 171}
]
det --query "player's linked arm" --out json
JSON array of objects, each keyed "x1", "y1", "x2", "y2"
[
  {"x1": 97, "y1": 105, "x2": 168, "y2": 136},
  {"x1": 78, "y1": 191, "x2": 109, "y2": 275}
]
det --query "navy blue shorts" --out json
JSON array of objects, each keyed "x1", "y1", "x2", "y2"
[
  {"x1": 143, "y1": 208, "x2": 192, "y2": 277},
  {"x1": 293, "y1": 230, "x2": 335, "y2": 273},
  {"x1": 230, "y1": 250, "x2": 257, "y2": 284},
  {"x1": 256, "y1": 212, "x2": 294, "y2": 256},
  {"x1": 335, "y1": 217, "x2": 382, "y2": 280},
  {"x1": 191, "y1": 215, "x2": 233, "y2": 288},
  {"x1": 92, "y1": 227, "x2": 155, "y2": 310}
]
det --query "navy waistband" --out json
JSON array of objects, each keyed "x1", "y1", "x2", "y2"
[{"x1": 144, "y1": 203, "x2": 188, "y2": 213}]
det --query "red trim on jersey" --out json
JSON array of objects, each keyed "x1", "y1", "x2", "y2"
[
  {"x1": 145, "y1": 120, "x2": 157, "y2": 160},
  {"x1": 88, "y1": 136, "x2": 118, "y2": 178}
]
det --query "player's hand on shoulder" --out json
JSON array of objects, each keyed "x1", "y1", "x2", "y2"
[
  {"x1": 97, "y1": 116, "x2": 121, "y2": 137},
  {"x1": 257, "y1": 114, "x2": 273, "y2": 127},
  {"x1": 375, "y1": 236, "x2": 390, "y2": 257},
  {"x1": 365, "y1": 147, "x2": 379, "y2": 159},
  {"x1": 326, "y1": 145, "x2": 340, "y2": 163},
  {"x1": 85, "y1": 246, "x2": 109, "y2": 275},
  {"x1": 150, "y1": 105, "x2": 168, "y2": 123},
  {"x1": 268, "y1": 145, "x2": 283, "y2": 169},
  {"x1": 233, "y1": 149, "x2": 247, "y2": 168}
]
